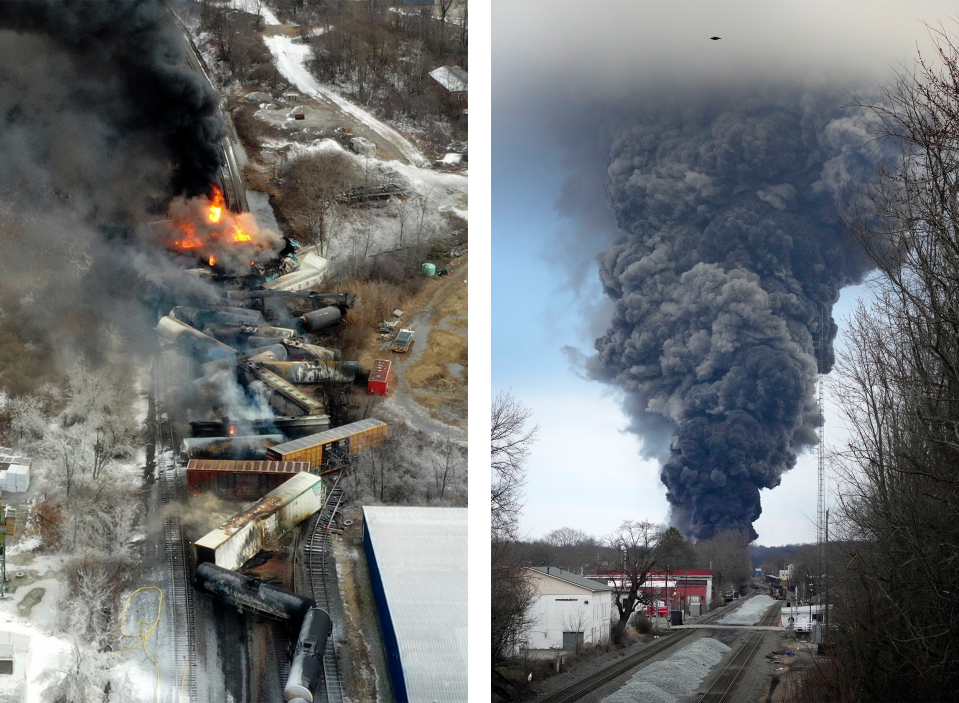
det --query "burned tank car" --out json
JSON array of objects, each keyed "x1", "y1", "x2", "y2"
[
  {"x1": 194, "y1": 563, "x2": 315, "y2": 623},
  {"x1": 284, "y1": 607, "x2": 333, "y2": 702},
  {"x1": 179, "y1": 434, "x2": 284, "y2": 460}
]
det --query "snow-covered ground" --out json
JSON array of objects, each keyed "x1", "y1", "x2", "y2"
[
  {"x1": 261, "y1": 31, "x2": 427, "y2": 166},
  {"x1": 601, "y1": 638, "x2": 731, "y2": 703},
  {"x1": 255, "y1": 135, "x2": 465, "y2": 269},
  {"x1": 721, "y1": 595, "x2": 778, "y2": 625}
]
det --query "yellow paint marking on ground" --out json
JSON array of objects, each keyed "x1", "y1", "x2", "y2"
[{"x1": 118, "y1": 585, "x2": 164, "y2": 703}]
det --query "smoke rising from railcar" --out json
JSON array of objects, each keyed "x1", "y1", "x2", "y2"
[{"x1": 587, "y1": 89, "x2": 890, "y2": 539}]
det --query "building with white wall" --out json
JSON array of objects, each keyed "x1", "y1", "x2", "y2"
[
  {"x1": 0, "y1": 448, "x2": 31, "y2": 493},
  {"x1": 522, "y1": 566, "x2": 612, "y2": 653}
]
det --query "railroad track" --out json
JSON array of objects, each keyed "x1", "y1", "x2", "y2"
[
  {"x1": 298, "y1": 474, "x2": 347, "y2": 703},
  {"x1": 532, "y1": 596, "x2": 760, "y2": 703},
  {"x1": 167, "y1": 7, "x2": 249, "y2": 214},
  {"x1": 695, "y1": 601, "x2": 782, "y2": 703},
  {"x1": 154, "y1": 354, "x2": 199, "y2": 703}
]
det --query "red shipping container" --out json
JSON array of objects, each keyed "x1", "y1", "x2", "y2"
[{"x1": 368, "y1": 359, "x2": 393, "y2": 395}]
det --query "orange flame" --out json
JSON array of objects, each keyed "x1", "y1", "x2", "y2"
[
  {"x1": 228, "y1": 426, "x2": 236, "y2": 436},
  {"x1": 233, "y1": 227, "x2": 252, "y2": 243},
  {"x1": 209, "y1": 254, "x2": 217, "y2": 267},
  {"x1": 209, "y1": 185, "x2": 225, "y2": 223}
]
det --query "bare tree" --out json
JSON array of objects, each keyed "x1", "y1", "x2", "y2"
[
  {"x1": 821, "y1": 26, "x2": 959, "y2": 701},
  {"x1": 491, "y1": 390, "x2": 538, "y2": 541},
  {"x1": 605, "y1": 520, "x2": 662, "y2": 644},
  {"x1": 281, "y1": 152, "x2": 357, "y2": 254},
  {"x1": 491, "y1": 391, "x2": 539, "y2": 684},
  {"x1": 42, "y1": 425, "x2": 87, "y2": 498},
  {"x1": 491, "y1": 539, "x2": 537, "y2": 670},
  {"x1": 695, "y1": 529, "x2": 752, "y2": 597},
  {"x1": 430, "y1": 436, "x2": 461, "y2": 500},
  {"x1": 436, "y1": 0, "x2": 457, "y2": 47}
]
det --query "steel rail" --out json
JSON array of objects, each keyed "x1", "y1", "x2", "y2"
[
  {"x1": 154, "y1": 352, "x2": 199, "y2": 703},
  {"x1": 695, "y1": 602, "x2": 783, "y2": 703},
  {"x1": 532, "y1": 595, "x2": 760, "y2": 703},
  {"x1": 302, "y1": 474, "x2": 346, "y2": 703}
]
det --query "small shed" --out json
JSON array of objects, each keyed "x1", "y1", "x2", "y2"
[
  {"x1": 427, "y1": 66, "x2": 468, "y2": 108},
  {"x1": 368, "y1": 359, "x2": 393, "y2": 396}
]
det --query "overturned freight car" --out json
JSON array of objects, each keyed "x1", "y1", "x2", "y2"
[
  {"x1": 186, "y1": 459, "x2": 311, "y2": 500},
  {"x1": 194, "y1": 562, "x2": 315, "y2": 623},
  {"x1": 239, "y1": 361, "x2": 327, "y2": 418},
  {"x1": 156, "y1": 315, "x2": 237, "y2": 361},
  {"x1": 260, "y1": 360, "x2": 360, "y2": 384},
  {"x1": 267, "y1": 418, "x2": 388, "y2": 469},
  {"x1": 193, "y1": 472, "x2": 324, "y2": 571}
]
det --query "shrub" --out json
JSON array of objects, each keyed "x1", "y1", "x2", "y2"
[{"x1": 630, "y1": 611, "x2": 653, "y2": 634}]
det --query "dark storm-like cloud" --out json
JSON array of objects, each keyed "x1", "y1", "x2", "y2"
[{"x1": 591, "y1": 92, "x2": 896, "y2": 540}]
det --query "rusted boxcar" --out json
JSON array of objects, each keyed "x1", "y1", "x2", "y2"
[
  {"x1": 186, "y1": 459, "x2": 311, "y2": 501},
  {"x1": 267, "y1": 419, "x2": 388, "y2": 467}
]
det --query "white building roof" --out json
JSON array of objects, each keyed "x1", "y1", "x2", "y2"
[
  {"x1": 428, "y1": 66, "x2": 467, "y2": 92},
  {"x1": 364, "y1": 506, "x2": 467, "y2": 702}
]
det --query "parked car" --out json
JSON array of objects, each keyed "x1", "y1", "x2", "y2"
[{"x1": 391, "y1": 328, "x2": 415, "y2": 352}]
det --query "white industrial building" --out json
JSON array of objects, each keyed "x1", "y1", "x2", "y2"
[{"x1": 522, "y1": 566, "x2": 613, "y2": 653}]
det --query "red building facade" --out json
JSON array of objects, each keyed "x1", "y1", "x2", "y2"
[{"x1": 590, "y1": 569, "x2": 713, "y2": 616}]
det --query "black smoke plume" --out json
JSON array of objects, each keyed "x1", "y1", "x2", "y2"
[
  {"x1": 0, "y1": 0, "x2": 226, "y2": 384},
  {"x1": 587, "y1": 90, "x2": 887, "y2": 540},
  {"x1": 0, "y1": 0, "x2": 223, "y2": 196}
]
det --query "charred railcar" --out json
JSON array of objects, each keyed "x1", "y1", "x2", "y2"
[
  {"x1": 240, "y1": 361, "x2": 326, "y2": 418},
  {"x1": 194, "y1": 562, "x2": 314, "y2": 623},
  {"x1": 179, "y1": 434, "x2": 284, "y2": 460}
]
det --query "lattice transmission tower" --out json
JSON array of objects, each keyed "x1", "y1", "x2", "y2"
[{"x1": 817, "y1": 308, "x2": 826, "y2": 586}]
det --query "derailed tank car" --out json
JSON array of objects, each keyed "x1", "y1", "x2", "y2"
[
  {"x1": 180, "y1": 434, "x2": 284, "y2": 461},
  {"x1": 284, "y1": 607, "x2": 333, "y2": 702},
  {"x1": 156, "y1": 315, "x2": 237, "y2": 361},
  {"x1": 194, "y1": 562, "x2": 314, "y2": 623}
]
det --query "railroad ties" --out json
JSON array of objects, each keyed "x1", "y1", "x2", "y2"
[
  {"x1": 156, "y1": 353, "x2": 199, "y2": 703},
  {"x1": 535, "y1": 596, "x2": 769, "y2": 703},
  {"x1": 299, "y1": 474, "x2": 346, "y2": 703},
  {"x1": 695, "y1": 601, "x2": 783, "y2": 703}
]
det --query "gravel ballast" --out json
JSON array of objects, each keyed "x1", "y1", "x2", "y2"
[
  {"x1": 599, "y1": 638, "x2": 731, "y2": 703},
  {"x1": 719, "y1": 595, "x2": 777, "y2": 625}
]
